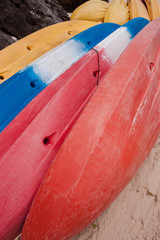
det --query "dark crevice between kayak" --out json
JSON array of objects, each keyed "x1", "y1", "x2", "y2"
[{"x1": 141, "y1": 0, "x2": 148, "y2": 10}]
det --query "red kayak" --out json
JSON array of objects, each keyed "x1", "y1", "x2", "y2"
[
  {"x1": 0, "y1": 28, "x2": 126, "y2": 240},
  {"x1": 21, "y1": 18, "x2": 160, "y2": 240},
  {"x1": 0, "y1": 19, "x2": 148, "y2": 240}
]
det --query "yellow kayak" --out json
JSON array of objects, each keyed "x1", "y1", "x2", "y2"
[
  {"x1": 127, "y1": 0, "x2": 150, "y2": 21},
  {"x1": 144, "y1": 0, "x2": 160, "y2": 20},
  {"x1": 71, "y1": 0, "x2": 109, "y2": 22},
  {"x1": 104, "y1": 0, "x2": 129, "y2": 25},
  {"x1": 0, "y1": 20, "x2": 98, "y2": 83}
]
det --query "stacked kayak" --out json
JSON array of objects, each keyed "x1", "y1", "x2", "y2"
[
  {"x1": 70, "y1": 0, "x2": 160, "y2": 24},
  {"x1": 0, "y1": 20, "x2": 99, "y2": 83},
  {"x1": 21, "y1": 17, "x2": 160, "y2": 240},
  {"x1": 0, "y1": 18, "x2": 149, "y2": 240},
  {"x1": 128, "y1": 0, "x2": 150, "y2": 20},
  {"x1": 144, "y1": 0, "x2": 160, "y2": 20},
  {"x1": 0, "y1": 22, "x2": 120, "y2": 133}
]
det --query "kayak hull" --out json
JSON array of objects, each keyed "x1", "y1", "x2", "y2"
[
  {"x1": 21, "y1": 18, "x2": 160, "y2": 240},
  {"x1": 144, "y1": 0, "x2": 160, "y2": 20},
  {"x1": 0, "y1": 22, "x2": 120, "y2": 133},
  {"x1": 0, "y1": 20, "x2": 98, "y2": 83},
  {"x1": 127, "y1": 0, "x2": 150, "y2": 20},
  {"x1": 0, "y1": 18, "x2": 149, "y2": 134},
  {"x1": 0, "y1": 33, "x2": 118, "y2": 240},
  {"x1": 0, "y1": 18, "x2": 149, "y2": 240}
]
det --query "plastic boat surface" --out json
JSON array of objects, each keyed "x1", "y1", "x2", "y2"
[
  {"x1": 0, "y1": 20, "x2": 98, "y2": 83},
  {"x1": 0, "y1": 18, "x2": 148, "y2": 240},
  {"x1": 0, "y1": 18, "x2": 148, "y2": 133},
  {"x1": 0, "y1": 22, "x2": 120, "y2": 133},
  {"x1": 144, "y1": 0, "x2": 160, "y2": 20},
  {"x1": 21, "y1": 18, "x2": 160, "y2": 240}
]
